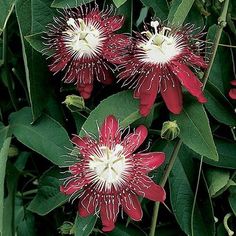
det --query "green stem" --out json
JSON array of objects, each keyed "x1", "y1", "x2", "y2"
[
  {"x1": 202, "y1": 0, "x2": 230, "y2": 89},
  {"x1": 191, "y1": 156, "x2": 203, "y2": 236},
  {"x1": 149, "y1": 139, "x2": 182, "y2": 236}
]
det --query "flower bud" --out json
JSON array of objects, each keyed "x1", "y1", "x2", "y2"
[
  {"x1": 161, "y1": 120, "x2": 180, "y2": 141},
  {"x1": 58, "y1": 221, "x2": 74, "y2": 235},
  {"x1": 8, "y1": 146, "x2": 19, "y2": 157},
  {"x1": 63, "y1": 95, "x2": 85, "y2": 112}
]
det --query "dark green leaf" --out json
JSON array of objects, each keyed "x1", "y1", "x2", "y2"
[
  {"x1": 2, "y1": 164, "x2": 20, "y2": 236},
  {"x1": 27, "y1": 167, "x2": 69, "y2": 215},
  {"x1": 15, "y1": 0, "x2": 53, "y2": 121},
  {"x1": 10, "y1": 107, "x2": 73, "y2": 166},
  {"x1": 200, "y1": 138, "x2": 236, "y2": 169},
  {"x1": 205, "y1": 168, "x2": 230, "y2": 197},
  {"x1": 80, "y1": 91, "x2": 153, "y2": 136},
  {"x1": 116, "y1": 0, "x2": 133, "y2": 33},
  {"x1": 229, "y1": 186, "x2": 236, "y2": 216},
  {"x1": 0, "y1": 0, "x2": 15, "y2": 34},
  {"x1": 74, "y1": 214, "x2": 97, "y2": 236},
  {"x1": 0, "y1": 136, "x2": 11, "y2": 236},
  {"x1": 25, "y1": 32, "x2": 50, "y2": 55},
  {"x1": 107, "y1": 223, "x2": 146, "y2": 236},
  {"x1": 207, "y1": 25, "x2": 234, "y2": 94},
  {"x1": 171, "y1": 95, "x2": 218, "y2": 161},
  {"x1": 205, "y1": 81, "x2": 236, "y2": 126},
  {"x1": 168, "y1": 0, "x2": 195, "y2": 25},
  {"x1": 139, "y1": 0, "x2": 168, "y2": 20},
  {"x1": 112, "y1": 0, "x2": 127, "y2": 8},
  {"x1": 51, "y1": 0, "x2": 93, "y2": 8},
  {"x1": 169, "y1": 147, "x2": 215, "y2": 236}
]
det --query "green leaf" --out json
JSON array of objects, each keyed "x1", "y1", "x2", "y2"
[
  {"x1": 27, "y1": 167, "x2": 69, "y2": 216},
  {"x1": 229, "y1": 186, "x2": 236, "y2": 216},
  {"x1": 80, "y1": 91, "x2": 153, "y2": 136},
  {"x1": 168, "y1": 0, "x2": 195, "y2": 25},
  {"x1": 139, "y1": 0, "x2": 168, "y2": 20},
  {"x1": 0, "y1": 0, "x2": 15, "y2": 34},
  {"x1": 205, "y1": 81, "x2": 236, "y2": 126},
  {"x1": 207, "y1": 25, "x2": 234, "y2": 94},
  {"x1": 199, "y1": 138, "x2": 236, "y2": 169},
  {"x1": 10, "y1": 107, "x2": 73, "y2": 166},
  {"x1": 15, "y1": 0, "x2": 54, "y2": 121},
  {"x1": 74, "y1": 214, "x2": 97, "y2": 236},
  {"x1": 205, "y1": 168, "x2": 230, "y2": 197},
  {"x1": 169, "y1": 147, "x2": 215, "y2": 236},
  {"x1": 0, "y1": 133, "x2": 11, "y2": 236},
  {"x1": 116, "y1": 0, "x2": 133, "y2": 33},
  {"x1": 107, "y1": 223, "x2": 146, "y2": 236},
  {"x1": 171, "y1": 95, "x2": 218, "y2": 161},
  {"x1": 51, "y1": 0, "x2": 93, "y2": 8},
  {"x1": 25, "y1": 32, "x2": 52, "y2": 56},
  {"x1": 2, "y1": 163, "x2": 20, "y2": 236},
  {"x1": 112, "y1": 0, "x2": 127, "y2": 8}
]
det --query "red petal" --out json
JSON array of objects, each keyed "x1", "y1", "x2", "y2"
[
  {"x1": 229, "y1": 88, "x2": 236, "y2": 99},
  {"x1": 103, "y1": 34, "x2": 132, "y2": 64},
  {"x1": 78, "y1": 190, "x2": 96, "y2": 217},
  {"x1": 85, "y1": 10, "x2": 102, "y2": 22},
  {"x1": 60, "y1": 178, "x2": 88, "y2": 195},
  {"x1": 72, "y1": 136, "x2": 96, "y2": 157},
  {"x1": 134, "y1": 152, "x2": 165, "y2": 173},
  {"x1": 170, "y1": 62, "x2": 207, "y2": 103},
  {"x1": 122, "y1": 125, "x2": 148, "y2": 154},
  {"x1": 99, "y1": 115, "x2": 121, "y2": 146},
  {"x1": 101, "y1": 15, "x2": 124, "y2": 33},
  {"x1": 132, "y1": 175, "x2": 166, "y2": 202},
  {"x1": 97, "y1": 65, "x2": 113, "y2": 85},
  {"x1": 49, "y1": 57, "x2": 69, "y2": 73},
  {"x1": 186, "y1": 50, "x2": 208, "y2": 68},
  {"x1": 100, "y1": 197, "x2": 119, "y2": 232},
  {"x1": 134, "y1": 71, "x2": 159, "y2": 116},
  {"x1": 77, "y1": 83, "x2": 93, "y2": 99},
  {"x1": 121, "y1": 192, "x2": 143, "y2": 221},
  {"x1": 160, "y1": 77, "x2": 183, "y2": 114},
  {"x1": 230, "y1": 80, "x2": 236, "y2": 86}
]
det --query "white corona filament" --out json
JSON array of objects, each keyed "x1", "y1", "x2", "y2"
[
  {"x1": 138, "y1": 20, "x2": 182, "y2": 64},
  {"x1": 63, "y1": 17, "x2": 104, "y2": 58},
  {"x1": 88, "y1": 144, "x2": 131, "y2": 191}
]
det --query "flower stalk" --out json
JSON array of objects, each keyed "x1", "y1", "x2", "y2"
[
  {"x1": 202, "y1": 0, "x2": 230, "y2": 89},
  {"x1": 149, "y1": 139, "x2": 182, "y2": 236}
]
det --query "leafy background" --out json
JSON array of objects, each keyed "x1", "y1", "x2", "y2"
[{"x1": 0, "y1": 0, "x2": 236, "y2": 235}]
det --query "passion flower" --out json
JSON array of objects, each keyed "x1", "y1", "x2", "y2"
[
  {"x1": 119, "y1": 20, "x2": 208, "y2": 116},
  {"x1": 61, "y1": 115, "x2": 165, "y2": 232},
  {"x1": 45, "y1": 4, "x2": 131, "y2": 99}
]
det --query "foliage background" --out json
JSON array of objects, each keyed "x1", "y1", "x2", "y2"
[{"x1": 0, "y1": 0, "x2": 236, "y2": 235}]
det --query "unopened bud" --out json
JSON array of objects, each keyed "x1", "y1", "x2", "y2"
[
  {"x1": 8, "y1": 146, "x2": 19, "y2": 157},
  {"x1": 161, "y1": 120, "x2": 180, "y2": 141},
  {"x1": 63, "y1": 95, "x2": 85, "y2": 112},
  {"x1": 58, "y1": 221, "x2": 74, "y2": 235}
]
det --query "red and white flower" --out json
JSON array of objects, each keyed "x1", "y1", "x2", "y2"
[
  {"x1": 119, "y1": 21, "x2": 208, "y2": 116},
  {"x1": 61, "y1": 115, "x2": 165, "y2": 232},
  {"x1": 45, "y1": 4, "x2": 131, "y2": 99},
  {"x1": 229, "y1": 80, "x2": 236, "y2": 100}
]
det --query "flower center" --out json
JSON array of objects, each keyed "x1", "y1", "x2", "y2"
[
  {"x1": 138, "y1": 21, "x2": 182, "y2": 64},
  {"x1": 88, "y1": 144, "x2": 129, "y2": 190},
  {"x1": 63, "y1": 18, "x2": 103, "y2": 58}
]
